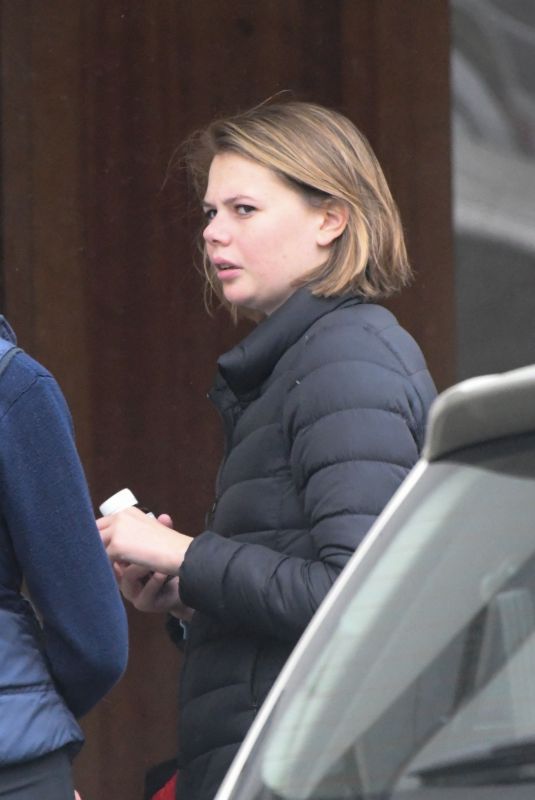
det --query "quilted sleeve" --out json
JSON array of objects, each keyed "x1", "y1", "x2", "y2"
[{"x1": 179, "y1": 326, "x2": 429, "y2": 642}]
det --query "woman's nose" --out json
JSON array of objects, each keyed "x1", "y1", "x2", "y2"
[{"x1": 203, "y1": 215, "x2": 231, "y2": 245}]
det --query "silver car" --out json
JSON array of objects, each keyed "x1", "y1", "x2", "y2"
[{"x1": 216, "y1": 364, "x2": 535, "y2": 800}]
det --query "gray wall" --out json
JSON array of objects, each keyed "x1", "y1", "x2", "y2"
[{"x1": 452, "y1": 0, "x2": 535, "y2": 379}]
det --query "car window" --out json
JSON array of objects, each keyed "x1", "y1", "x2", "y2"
[{"x1": 225, "y1": 433, "x2": 535, "y2": 800}]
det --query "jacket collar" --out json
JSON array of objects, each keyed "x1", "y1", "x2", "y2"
[
  {"x1": 0, "y1": 316, "x2": 17, "y2": 345},
  {"x1": 217, "y1": 288, "x2": 363, "y2": 398}
]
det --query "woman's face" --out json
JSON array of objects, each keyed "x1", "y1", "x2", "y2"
[{"x1": 202, "y1": 153, "x2": 333, "y2": 316}]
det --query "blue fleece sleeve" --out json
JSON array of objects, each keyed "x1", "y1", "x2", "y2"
[{"x1": 0, "y1": 366, "x2": 128, "y2": 717}]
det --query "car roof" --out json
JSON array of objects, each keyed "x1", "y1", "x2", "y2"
[{"x1": 423, "y1": 363, "x2": 535, "y2": 461}]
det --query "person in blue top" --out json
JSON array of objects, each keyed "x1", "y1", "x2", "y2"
[
  {"x1": 98, "y1": 99, "x2": 437, "y2": 800},
  {"x1": 0, "y1": 315, "x2": 128, "y2": 799}
]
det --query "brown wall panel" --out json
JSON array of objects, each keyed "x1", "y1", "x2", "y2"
[
  {"x1": 371, "y1": 2, "x2": 455, "y2": 389},
  {"x1": 1, "y1": 2, "x2": 453, "y2": 798}
]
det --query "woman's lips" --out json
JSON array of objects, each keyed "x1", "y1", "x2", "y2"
[{"x1": 214, "y1": 263, "x2": 241, "y2": 280}]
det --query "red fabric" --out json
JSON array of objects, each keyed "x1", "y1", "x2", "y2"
[{"x1": 151, "y1": 773, "x2": 177, "y2": 800}]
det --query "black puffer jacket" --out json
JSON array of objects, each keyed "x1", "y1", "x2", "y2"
[{"x1": 176, "y1": 288, "x2": 437, "y2": 800}]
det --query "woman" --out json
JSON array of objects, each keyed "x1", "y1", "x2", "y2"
[
  {"x1": 0, "y1": 316, "x2": 128, "y2": 799},
  {"x1": 98, "y1": 100, "x2": 437, "y2": 800}
]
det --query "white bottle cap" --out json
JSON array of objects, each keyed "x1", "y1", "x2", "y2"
[{"x1": 99, "y1": 487, "x2": 138, "y2": 516}]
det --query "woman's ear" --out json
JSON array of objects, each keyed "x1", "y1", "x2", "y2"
[{"x1": 316, "y1": 201, "x2": 349, "y2": 247}]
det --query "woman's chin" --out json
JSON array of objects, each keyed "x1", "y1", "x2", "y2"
[{"x1": 222, "y1": 288, "x2": 257, "y2": 312}]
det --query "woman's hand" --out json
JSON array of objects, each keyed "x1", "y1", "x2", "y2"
[
  {"x1": 97, "y1": 506, "x2": 193, "y2": 575},
  {"x1": 117, "y1": 564, "x2": 193, "y2": 619}
]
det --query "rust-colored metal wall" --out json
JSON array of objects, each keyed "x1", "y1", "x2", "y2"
[{"x1": 0, "y1": 2, "x2": 454, "y2": 798}]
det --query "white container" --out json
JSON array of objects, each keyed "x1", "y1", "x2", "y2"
[{"x1": 99, "y1": 488, "x2": 154, "y2": 517}]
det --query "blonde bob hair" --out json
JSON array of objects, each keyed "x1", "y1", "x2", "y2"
[{"x1": 182, "y1": 100, "x2": 411, "y2": 317}]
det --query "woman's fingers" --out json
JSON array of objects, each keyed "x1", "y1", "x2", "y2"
[
  {"x1": 122, "y1": 568, "x2": 182, "y2": 613},
  {"x1": 119, "y1": 564, "x2": 157, "y2": 601},
  {"x1": 96, "y1": 507, "x2": 192, "y2": 574}
]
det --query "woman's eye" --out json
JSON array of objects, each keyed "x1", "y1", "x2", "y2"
[
  {"x1": 236, "y1": 204, "x2": 255, "y2": 215},
  {"x1": 203, "y1": 208, "x2": 216, "y2": 221}
]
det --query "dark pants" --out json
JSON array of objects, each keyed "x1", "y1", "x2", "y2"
[{"x1": 0, "y1": 748, "x2": 73, "y2": 800}]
